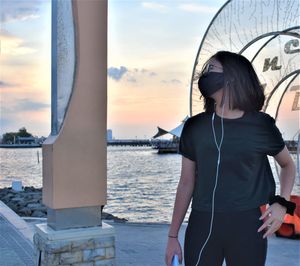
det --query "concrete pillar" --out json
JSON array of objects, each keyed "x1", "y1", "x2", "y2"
[
  {"x1": 44, "y1": 0, "x2": 108, "y2": 230},
  {"x1": 34, "y1": 0, "x2": 115, "y2": 265}
]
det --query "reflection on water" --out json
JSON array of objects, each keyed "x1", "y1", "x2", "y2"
[
  {"x1": 0, "y1": 147, "x2": 299, "y2": 223},
  {"x1": 107, "y1": 146, "x2": 183, "y2": 223},
  {"x1": 0, "y1": 148, "x2": 43, "y2": 188}
]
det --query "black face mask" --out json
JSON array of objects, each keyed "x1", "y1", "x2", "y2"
[{"x1": 198, "y1": 72, "x2": 224, "y2": 98}]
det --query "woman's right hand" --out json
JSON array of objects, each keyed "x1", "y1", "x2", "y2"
[{"x1": 165, "y1": 237, "x2": 183, "y2": 265}]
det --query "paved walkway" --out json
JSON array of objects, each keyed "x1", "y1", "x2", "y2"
[
  {"x1": 0, "y1": 201, "x2": 35, "y2": 266},
  {"x1": 0, "y1": 201, "x2": 299, "y2": 265},
  {"x1": 108, "y1": 221, "x2": 300, "y2": 266}
]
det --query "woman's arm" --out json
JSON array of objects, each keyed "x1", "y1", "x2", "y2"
[
  {"x1": 168, "y1": 156, "x2": 196, "y2": 237},
  {"x1": 273, "y1": 146, "x2": 296, "y2": 201},
  {"x1": 165, "y1": 156, "x2": 196, "y2": 265},
  {"x1": 258, "y1": 146, "x2": 296, "y2": 238}
]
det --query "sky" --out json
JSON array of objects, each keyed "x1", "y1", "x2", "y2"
[
  {"x1": 0, "y1": 0, "x2": 227, "y2": 139},
  {"x1": 1, "y1": 0, "x2": 51, "y2": 138},
  {"x1": 0, "y1": 0, "x2": 298, "y2": 140}
]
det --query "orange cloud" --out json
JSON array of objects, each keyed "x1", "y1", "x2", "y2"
[{"x1": 0, "y1": 29, "x2": 37, "y2": 57}]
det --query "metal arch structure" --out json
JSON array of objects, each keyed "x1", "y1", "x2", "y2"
[
  {"x1": 263, "y1": 70, "x2": 300, "y2": 113},
  {"x1": 239, "y1": 27, "x2": 300, "y2": 55},
  {"x1": 272, "y1": 72, "x2": 299, "y2": 179},
  {"x1": 190, "y1": 0, "x2": 300, "y2": 181},
  {"x1": 190, "y1": 0, "x2": 300, "y2": 120},
  {"x1": 250, "y1": 27, "x2": 300, "y2": 63},
  {"x1": 188, "y1": 0, "x2": 231, "y2": 116},
  {"x1": 274, "y1": 73, "x2": 299, "y2": 119}
]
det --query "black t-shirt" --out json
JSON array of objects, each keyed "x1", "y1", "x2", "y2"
[{"x1": 178, "y1": 111, "x2": 285, "y2": 212}]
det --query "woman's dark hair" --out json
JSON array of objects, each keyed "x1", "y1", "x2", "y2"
[{"x1": 196, "y1": 51, "x2": 265, "y2": 113}]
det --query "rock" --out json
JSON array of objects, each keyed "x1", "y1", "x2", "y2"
[
  {"x1": 24, "y1": 198, "x2": 40, "y2": 204},
  {"x1": 20, "y1": 192, "x2": 41, "y2": 198},
  {"x1": 6, "y1": 203, "x2": 18, "y2": 212},
  {"x1": 102, "y1": 212, "x2": 128, "y2": 223},
  {"x1": 24, "y1": 186, "x2": 37, "y2": 192},
  {"x1": 10, "y1": 197, "x2": 24, "y2": 203},
  {"x1": 32, "y1": 210, "x2": 46, "y2": 217},
  {"x1": 0, "y1": 193, "x2": 15, "y2": 201},
  {"x1": 26, "y1": 203, "x2": 47, "y2": 212},
  {"x1": 0, "y1": 186, "x2": 125, "y2": 221},
  {"x1": 27, "y1": 203, "x2": 42, "y2": 209},
  {"x1": 19, "y1": 207, "x2": 32, "y2": 216}
]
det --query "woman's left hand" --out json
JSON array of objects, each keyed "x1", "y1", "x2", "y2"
[{"x1": 257, "y1": 203, "x2": 287, "y2": 238}]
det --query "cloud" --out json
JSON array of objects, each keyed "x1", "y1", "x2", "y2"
[
  {"x1": 127, "y1": 77, "x2": 137, "y2": 83},
  {"x1": 0, "y1": 28, "x2": 12, "y2": 37},
  {"x1": 0, "y1": 28, "x2": 37, "y2": 56},
  {"x1": 108, "y1": 66, "x2": 128, "y2": 81},
  {"x1": 135, "y1": 68, "x2": 157, "y2": 76},
  {"x1": 178, "y1": 4, "x2": 218, "y2": 14},
  {"x1": 0, "y1": 118, "x2": 13, "y2": 129},
  {"x1": 142, "y1": 2, "x2": 168, "y2": 12},
  {"x1": 0, "y1": 80, "x2": 16, "y2": 88},
  {"x1": 149, "y1": 72, "x2": 157, "y2": 76},
  {"x1": 171, "y1": 79, "x2": 181, "y2": 84},
  {"x1": 112, "y1": 96, "x2": 166, "y2": 106},
  {"x1": 161, "y1": 79, "x2": 182, "y2": 84},
  {"x1": 108, "y1": 66, "x2": 158, "y2": 83},
  {"x1": 1, "y1": 0, "x2": 42, "y2": 23},
  {"x1": 15, "y1": 99, "x2": 50, "y2": 111}
]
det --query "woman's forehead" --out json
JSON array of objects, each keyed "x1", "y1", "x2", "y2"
[{"x1": 207, "y1": 57, "x2": 222, "y2": 67}]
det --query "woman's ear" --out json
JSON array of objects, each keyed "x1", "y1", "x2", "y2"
[{"x1": 213, "y1": 100, "x2": 217, "y2": 111}]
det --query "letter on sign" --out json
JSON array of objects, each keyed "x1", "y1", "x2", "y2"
[
  {"x1": 284, "y1": 39, "x2": 300, "y2": 54},
  {"x1": 263, "y1": 57, "x2": 282, "y2": 72}
]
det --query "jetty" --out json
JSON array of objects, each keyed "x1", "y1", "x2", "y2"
[
  {"x1": 1, "y1": 139, "x2": 298, "y2": 153},
  {"x1": 0, "y1": 144, "x2": 41, "y2": 148},
  {"x1": 107, "y1": 139, "x2": 151, "y2": 146}
]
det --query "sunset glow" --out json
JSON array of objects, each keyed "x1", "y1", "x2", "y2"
[{"x1": 1, "y1": 0, "x2": 297, "y2": 140}]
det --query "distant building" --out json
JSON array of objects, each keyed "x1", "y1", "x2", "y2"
[
  {"x1": 16, "y1": 136, "x2": 36, "y2": 144},
  {"x1": 37, "y1": 136, "x2": 47, "y2": 144},
  {"x1": 107, "y1": 129, "x2": 113, "y2": 141}
]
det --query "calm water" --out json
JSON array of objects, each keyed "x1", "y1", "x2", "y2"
[{"x1": 0, "y1": 146, "x2": 299, "y2": 223}]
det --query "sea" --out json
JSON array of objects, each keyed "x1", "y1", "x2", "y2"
[{"x1": 0, "y1": 146, "x2": 299, "y2": 223}]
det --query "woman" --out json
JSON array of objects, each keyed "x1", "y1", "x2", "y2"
[{"x1": 165, "y1": 51, "x2": 296, "y2": 266}]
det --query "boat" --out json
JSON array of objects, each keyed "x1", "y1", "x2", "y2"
[
  {"x1": 152, "y1": 116, "x2": 188, "y2": 154},
  {"x1": 151, "y1": 139, "x2": 179, "y2": 154}
]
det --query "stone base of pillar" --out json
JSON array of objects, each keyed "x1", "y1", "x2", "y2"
[{"x1": 33, "y1": 222, "x2": 115, "y2": 266}]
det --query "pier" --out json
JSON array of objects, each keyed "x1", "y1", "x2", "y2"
[
  {"x1": 0, "y1": 139, "x2": 298, "y2": 153},
  {"x1": 0, "y1": 144, "x2": 42, "y2": 148},
  {"x1": 107, "y1": 139, "x2": 152, "y2": 147}
]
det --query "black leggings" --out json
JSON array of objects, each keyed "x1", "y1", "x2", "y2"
[{"x1": 184, "y1": 207, "x2": 267, "y2": 266}]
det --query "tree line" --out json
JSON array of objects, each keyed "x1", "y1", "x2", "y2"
[{"x1": 1, "y1": 127, "x2": 33, "y2": 144}]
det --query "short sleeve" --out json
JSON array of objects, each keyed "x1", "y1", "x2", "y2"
[
  {"x1": 178, "y1": 118, "x2": 196, "y2": 161},
  {"x1": 263, "y1": 114, "x2": 285, "y2": 156}
]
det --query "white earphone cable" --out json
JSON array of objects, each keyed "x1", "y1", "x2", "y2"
[{"x1": 194, "y1": 101, "x2": 225, "y2": 266}]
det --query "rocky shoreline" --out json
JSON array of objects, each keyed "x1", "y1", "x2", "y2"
[{"x1": 0, "y1": 186, "x2": 128, "y2": 222}]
